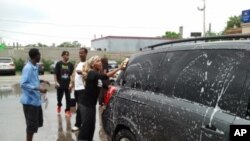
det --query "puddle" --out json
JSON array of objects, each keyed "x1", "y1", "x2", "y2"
[{"x1": 0, "y1": 83, "x2": 109, "y2": 141}]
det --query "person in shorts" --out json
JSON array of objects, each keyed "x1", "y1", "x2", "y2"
[{"x1": 20, "y1": 48, "x2": 50, "y2": 141}]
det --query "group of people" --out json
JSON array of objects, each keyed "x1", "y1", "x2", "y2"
[{"x1": 20, "y1": 48, "x2": 126, "y2": 141}]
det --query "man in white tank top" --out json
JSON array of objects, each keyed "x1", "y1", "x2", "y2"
[{"x1": 70, "y1": 47, "x2": 88, "y2": 131}]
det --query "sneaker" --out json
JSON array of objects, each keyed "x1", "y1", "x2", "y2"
[
  {"x1": 65, "y1": 111, "x2": 72, "y2": 117},
  {"x1": 57, "y1": 106, "x2": 61, "y2": 114},
  {"x1": 71, "y1": 126, "x2": 79, "y2": 132}
]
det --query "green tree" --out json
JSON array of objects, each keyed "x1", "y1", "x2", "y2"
[
  {"x1": 205, "y1": 31, "x2": 222, "y2": 37},
  {"x1": 37, "y1": 43, "x2": 48, "y2": 47},
  {"x1": 72, "y1": 41, "x2": 81, "y2": 47},
  {"x1": 25, "y1": 44, "x2": 37, "y2": 47},
  {"x1": 25, "y1": 43, "x2": 48, "y2": 47},
  {"x1": 0, "y1": 43, "x2": 6, "y2": 51},
  {"x1": 162, "y1": 31, "x2": 181, "y2": 39},
  {"x1": 225, "y1": 15, "x2": 241, "y2": 29},
  {"x1": 57, "y1": 41, "x2": 81, "y2": 47},
  {"x1": 58, "y1": 42, "x2": 72, "y2": 47}
]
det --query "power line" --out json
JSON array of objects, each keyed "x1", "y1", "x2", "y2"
[
  {"x1": 1, "y1": 36, "x2": 35, "y2": 44},
  {"x1": 0, "y1": 29, "x2": 92, "y2": 39},
  {"x1": 1, "y1": 35, "x2": 90, "y2": 46},
  {"x1": 0, "y1": 18, "x2": 168, "y2": 29}
]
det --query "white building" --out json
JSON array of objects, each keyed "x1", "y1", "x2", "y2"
[{"x1": 91, "y1": 36, "x2": 172, "y2": 52}]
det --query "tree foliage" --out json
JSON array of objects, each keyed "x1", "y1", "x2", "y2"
[
  {"x1": 222, "y1": 15, "x2": 242, "y2": 34},
  {"x1": 205, "y1": 31, "x2": 222, "y2": 37},
  {"x1": 0, "y1": 43, "x2": 6, "y2": 50},
  {"x1": 57, "y1": 41, "x2": 81, "y2": 47},
  {"x1": 14, "y1": 58, "x2": 25, "y2": 71},
  {"x1": 25, "y1": 43, "x2": 48, "y2": 47},
  {"x1": 225, "y1": 15, "x2": 241, "y2": 29},
  {"x1": 162, "y1": 31, "x2": 181, "y2": 39}
]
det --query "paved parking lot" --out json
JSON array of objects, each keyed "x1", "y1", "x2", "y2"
[{"x1": 0, "y1": 74, "x2": 109, "y2": 141}]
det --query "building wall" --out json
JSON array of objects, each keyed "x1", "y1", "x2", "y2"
[
  {"x1": 92, "y1": 39, "x2": 109, "y2": 51},
  {"x1": 0, "y1": 47, "x2": 134, "y2": 62},
  {"x1": 242, "y1": 23, "x2": 250, "y2": 34},
  {"x1": 92, "y1": 37, "x2": 171, "y2": 52}
]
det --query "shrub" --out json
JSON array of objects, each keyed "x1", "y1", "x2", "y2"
[
  {"x1": 41, "y1": 59, "x2": 53, "y2": 72},
  {"x1": 70, "y1": 60, "x2": 76, "y2": 66},
  {"x1": 14, "y1": 58, "x2": 25, "y2": 71}
]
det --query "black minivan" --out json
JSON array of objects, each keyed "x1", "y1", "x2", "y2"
[{"x1": 102, "y1": 35, "x2": 250, "y2": 141}]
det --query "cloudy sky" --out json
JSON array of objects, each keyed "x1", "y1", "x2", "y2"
[{"x1": 0, "y1": 0, "x2": 249, "y2": 46}]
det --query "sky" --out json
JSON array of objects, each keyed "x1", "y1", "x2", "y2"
[{"x1": 0, "y1": 0, "x2": 249, "y2": 47}]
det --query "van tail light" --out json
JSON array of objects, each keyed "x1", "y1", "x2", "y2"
[{"x1": 103, "y1": 86, "x2": 117, "y2": 105}]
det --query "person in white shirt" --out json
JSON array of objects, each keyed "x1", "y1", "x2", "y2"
[{"x1": 69, "y1": 47, "x2": 88, "y2": 131}]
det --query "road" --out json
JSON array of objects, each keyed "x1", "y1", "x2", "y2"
[{"x1": 0, "y1": 74, "x2": 109, "y2": 141}]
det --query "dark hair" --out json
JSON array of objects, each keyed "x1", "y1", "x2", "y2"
[
  {"x1": 61, "y1": 51, "x2": 69, "y2": 56},
  {"x1": 29, "y1": 48, "x2": 40, "y2": 59},
  {"x1": 80, "y1": 47, "x2": 88, "y2": 54},
  {"x1": 101, "y1": 57, "x2": 108, "y2": 64}
]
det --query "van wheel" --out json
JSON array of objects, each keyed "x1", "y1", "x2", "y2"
[{"x1": 115, "y1": 129, "x2": 136, "y2": 141}]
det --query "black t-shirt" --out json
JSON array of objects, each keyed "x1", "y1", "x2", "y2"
[
  {"x1": 55, "y1": 61, "x2": 74, "y2": 89},
  {"x1": 79, "y1": 70, "x2": 109, "y2": 107}
]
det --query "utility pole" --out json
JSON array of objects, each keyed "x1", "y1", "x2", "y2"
[{"x1": 198, "y1": 0, "x2": 206, "y2": 37}]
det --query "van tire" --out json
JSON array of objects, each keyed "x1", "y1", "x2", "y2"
[{"x1": 115, "y1": 129, "x2": 136, "y2": 141}]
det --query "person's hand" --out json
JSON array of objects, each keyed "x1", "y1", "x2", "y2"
[
  {"x1": 55, "y1": 82, "x2": 60, "y2": 88},
  {"x1": 43, "y1": 80, "x2": 50, "y2": 86},
  {"x1": 69, "y1": 83, "x2": 73, "y2": 91},
  {"x1": 119, "y1": 63, "x2": 126, "y2": 70},
  {"x1": 39, "y1": 87, "x2": 47, "y2": 93},
  {"x1": 120, "y1": 65, "x2": 126, "y2": 70},
  {"x1": 76, "y1": 70, "x2": 82, "y2": 75},
  {"x1": 120, "y1": 58, "x2": 128, "y2": 70}
]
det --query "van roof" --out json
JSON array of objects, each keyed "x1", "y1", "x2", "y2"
[
  {"x1": 135, "y1": 40, "x2": 250, "y2": 58},
  {"x1": 145, "y1": 34, "x2": 250, "y2": 49}
]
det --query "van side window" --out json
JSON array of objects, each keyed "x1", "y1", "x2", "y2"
[
  {"x1": 236, "y1": 60, "x2": 250, "y2": 119},
  {"x1": 161, "y1": 50, "x2": 246, "y2": 109},
  {"x1": 246, "y1": 98, "x2": 250, "y2": 119},
  {"x1": 214, "y1": 51, "x2": 246, "y2": 115},
  {"x1": 123, "y1": 53, "x2": 165, "y2": 91},
  {"x1": 158, "y1": 51, "x2": 201, "y2": 96}
]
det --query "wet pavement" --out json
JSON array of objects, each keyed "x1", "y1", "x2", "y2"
[{"x1": 0, "y1": 74, "x2": 109, "y2": 141}]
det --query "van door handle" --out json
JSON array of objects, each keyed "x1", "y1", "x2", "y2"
[
  {"x1": 203, "y1": 124, "x2": 225, "y2": 135},
  {"x1": 204, "y1": 124, "x2": 216, "y2": 131}
]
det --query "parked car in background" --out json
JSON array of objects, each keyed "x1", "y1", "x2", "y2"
[
  {"x1": 50, "y1": 60, "x2": 58, "y2": 74},
  {"x1": 0, "y1": 57, "x2": 16, "y2": 75},
  {"x1": 102, "y1": 34, "x2": 250, "y2": 141},
  {"x1": 108, "y1": 60, "x2": 118, "y2": 71},
  {"x1": 109, "y1": 70, "x2": 121, "y2": 85},
  {"x1": 37, "y1": 62, "x2": 44, "y2": 75},
  {"x1": 24, "y1": 61, "x2": 44, "y2": 75},
  {"x1": 108, "y1": 60, "x2": 119, "y2": 85}
]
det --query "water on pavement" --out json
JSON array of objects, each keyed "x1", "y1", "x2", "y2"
[{"x1": 0, "y1": 81, "x2": 109, "y2": 141}]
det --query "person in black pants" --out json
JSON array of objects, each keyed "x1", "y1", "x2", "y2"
[
  {"x1": 69, "y1": 48, "x2": 88, "y2": 131},
  {"x1": 78, "y1": 56, "x2": 125, "y2": 141},
  {"x1": 54, "y1": 51, "x2": 74, "y2": 117}
]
